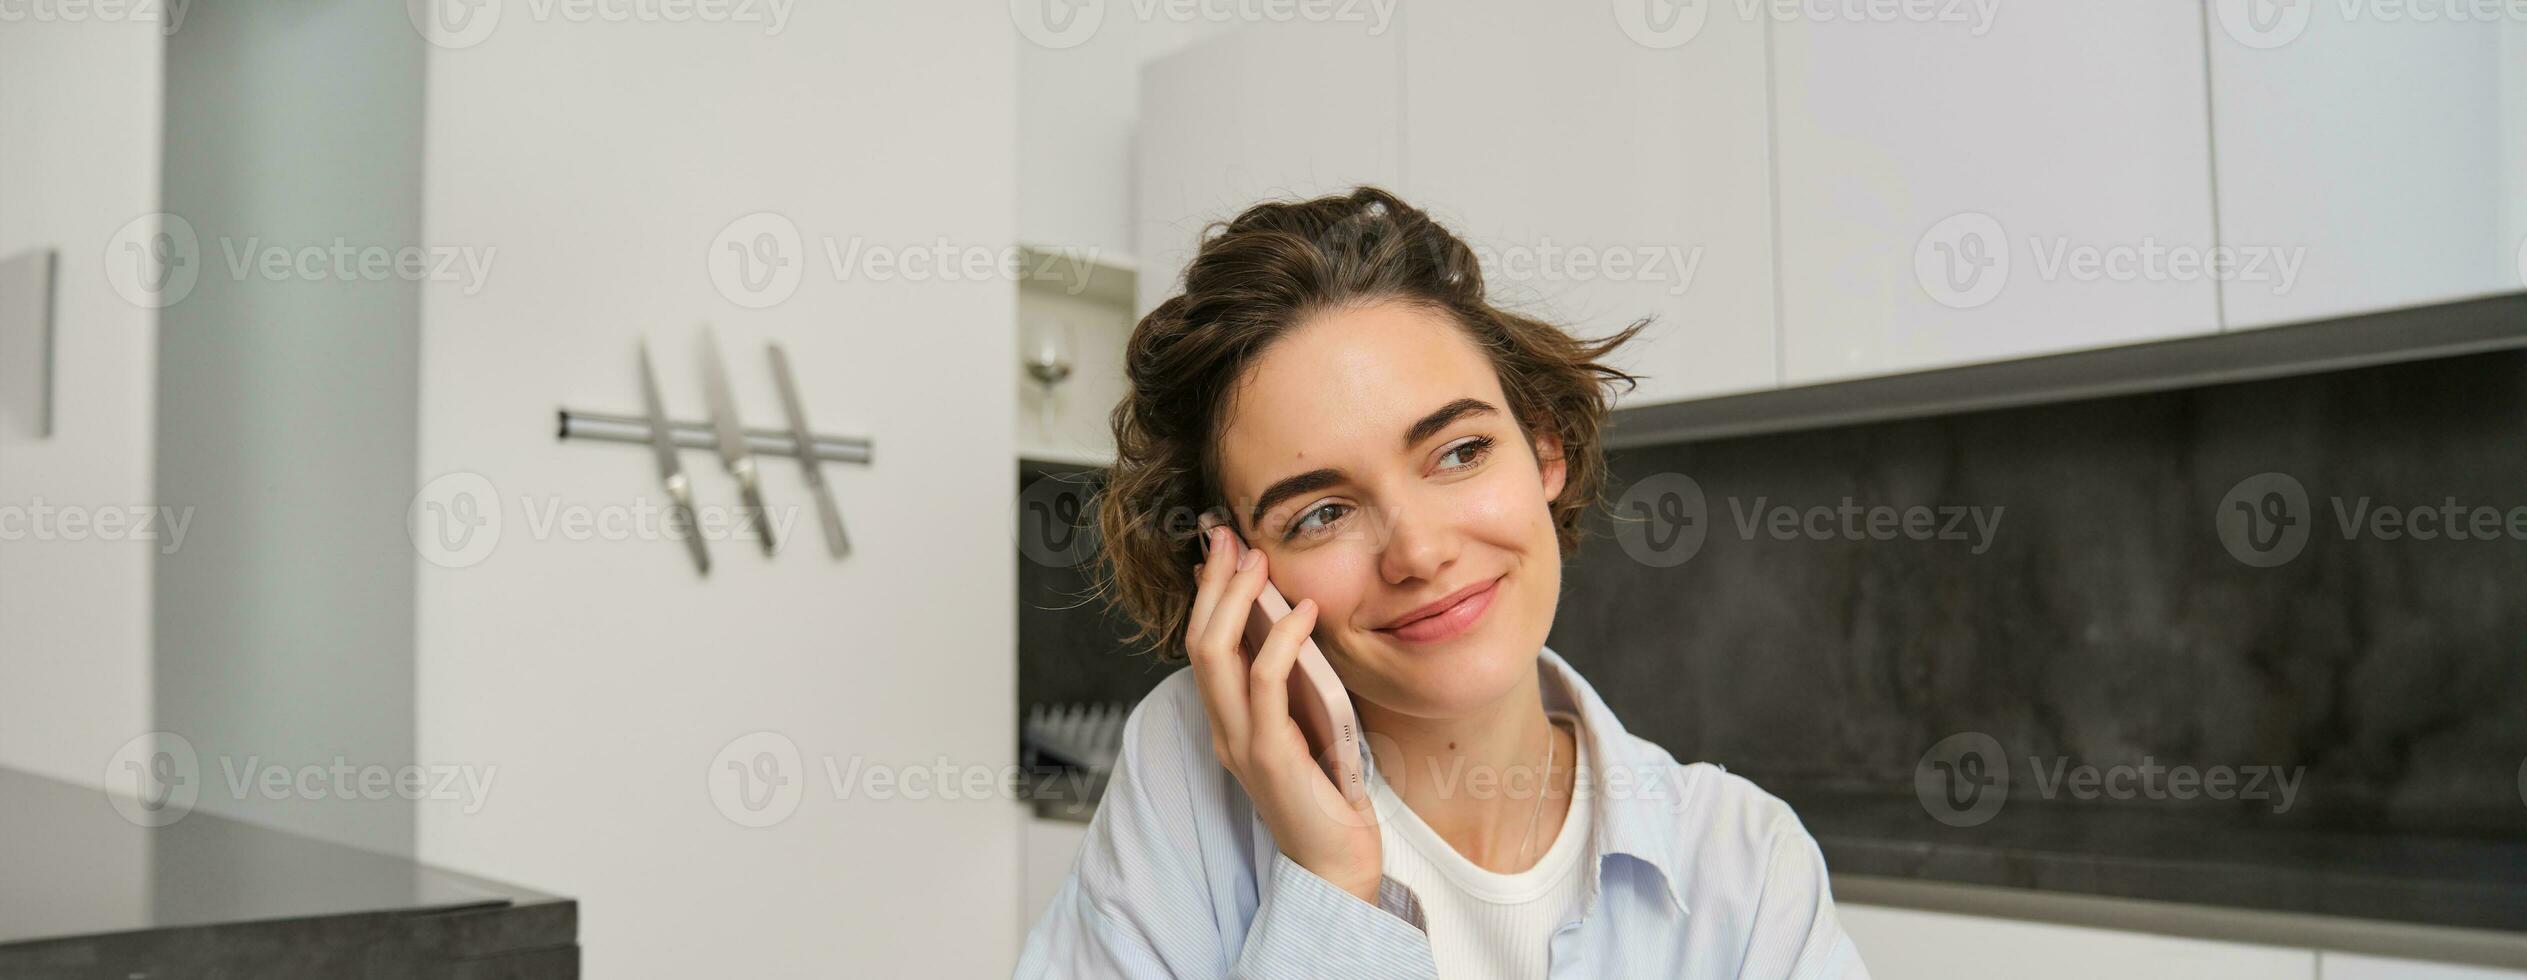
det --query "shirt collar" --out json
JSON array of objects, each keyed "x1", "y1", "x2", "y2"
[{"x1": 1535, "y1": 644, "x2": 1692, "y2": 917}]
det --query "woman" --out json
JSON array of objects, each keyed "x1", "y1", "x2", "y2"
[{"x1": 1017, "y1": 188, "x2": 1867, "y2": 979}]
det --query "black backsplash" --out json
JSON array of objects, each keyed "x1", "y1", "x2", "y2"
[
  {"x1": 1017, "y1": 462, "x2": 1175, "y2": 716},
  {"x1": 1018, "y1": 350, "x2": 2527, "y2": 836},
  {"x1": 1554, "y1": 349, "x2": 2527, "y2": 835}
]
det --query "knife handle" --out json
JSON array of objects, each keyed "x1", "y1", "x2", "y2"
[
  {"x1": 732, "y1": 459, "x2": 777, "y2": 555},
  {"x1": 662, "y1": 473, "x2": 712, "y2": 576},
  {"x1": 813, "y1": 485, "x2": 851, "y2": 558}
]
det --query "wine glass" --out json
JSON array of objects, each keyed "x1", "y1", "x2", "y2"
[{"x1": 1023, "y1": 315, "x2": 1075, "y2": 434}]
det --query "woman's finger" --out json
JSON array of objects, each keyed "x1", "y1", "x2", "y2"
[
  {"x1": 1245, "y1": 596, "x2": 1317, "y2": 770},
  {"x1": 1182, "y1": 525, "x2": 1247, "y2": 761},
  {"x1": 1185, "y1": 518, "x2": 1231, "y2": 644},
  {"x1": 1193, "y1": 535, "x2": 1272, "y2": 754}
]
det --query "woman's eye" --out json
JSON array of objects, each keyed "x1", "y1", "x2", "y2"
[
  {"x1": 1277, "y1": 438, "x2": 1493, "y2": 543},
  {"x1": 1439, "y1": 436, "x2": 1495, "y2": 471},
  {"x1": 1286, "y1": 502, "x2": 1351, "y2": 541}
]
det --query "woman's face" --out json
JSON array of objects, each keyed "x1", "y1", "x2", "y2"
[{"x1": 1212, "y1": 299, "x2": 1567, "y2": 720}]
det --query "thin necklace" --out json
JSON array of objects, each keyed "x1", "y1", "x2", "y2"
[{"x1": 1516, "y1": 716, "x2": 1559, "y2": 867}]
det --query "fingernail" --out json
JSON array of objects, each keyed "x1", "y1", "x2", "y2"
[{"x1": 1237, "y1": 548, "x2": 1258, "y2": 571}]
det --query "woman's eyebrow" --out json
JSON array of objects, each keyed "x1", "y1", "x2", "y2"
[
  {"x1": 1402, "y1": 397, "x2": 1497, "y2": 450},
  {"x1": 1245, "y1": 397, "x2": 1500, "y2": 532}
]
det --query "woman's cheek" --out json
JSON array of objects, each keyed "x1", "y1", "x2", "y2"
[
  {"x1": 1275, "y1": 557, "x2": 1364, "y2": 634},
  {"x1": 1460, "y1": 480, "x2": 1535, "y2": 545}
]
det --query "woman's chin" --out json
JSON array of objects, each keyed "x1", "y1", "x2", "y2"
[{"x1": 1343, "y1": 635, "x2": 1539, "y2": 720}]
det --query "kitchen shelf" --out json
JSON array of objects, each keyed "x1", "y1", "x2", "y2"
[{"x1": 1609, "y1": 291, "x2": 2527, "y2": 448}]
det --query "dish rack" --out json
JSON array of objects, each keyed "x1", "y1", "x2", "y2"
[{"x1": 1020, "y1": 701, "x2": 1128, "y2": 822}]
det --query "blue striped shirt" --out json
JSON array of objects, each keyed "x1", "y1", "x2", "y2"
[{"x1": 1015, "y1": 645, "x2": 1871, "y2": 978}]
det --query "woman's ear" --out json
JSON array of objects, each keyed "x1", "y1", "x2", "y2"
[{"x1": 1532, "y1": 429, "x2": 1567, "y2": 503}]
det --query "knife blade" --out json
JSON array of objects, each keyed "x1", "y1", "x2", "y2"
[
  {"x1": 638, "y1": 339, "x2": 711, "y2": 576},
  {"x1": 701, "y1": 327, "x2": 777, "y2": 555},
  {"x1": 768, "y1": 342, "x2": 850, "y2": 558}
]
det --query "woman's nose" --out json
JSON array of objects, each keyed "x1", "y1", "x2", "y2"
[{"x1": 1375, "y1": 500, "x2": 1461, "y2": 587}]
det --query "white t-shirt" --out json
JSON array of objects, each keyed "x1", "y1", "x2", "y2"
[{"x1": 1367, "y1": 711, "x2": 1591, "y2": 980}]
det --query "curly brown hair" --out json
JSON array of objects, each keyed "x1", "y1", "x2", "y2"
[{"x1": 1091, "y1": 186, "x2": 1647, "y2": 661}]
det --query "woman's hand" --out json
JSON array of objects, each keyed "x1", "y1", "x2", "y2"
[{"x1": 1185, "y1": 517, "x2": 1383, "y2": 905}]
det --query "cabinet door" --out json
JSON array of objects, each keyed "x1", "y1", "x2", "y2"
[
  {"x1": 1403, "y1": 2, "x2": 1777, "y2": 405},
  {"x1": 1841, "y1": 904, "x2": 2315, "y2": 980},
  {"x1": 1134, "y1": 25, "x2": 1402, "y2": 317},
  {"x1": 2207, "y1": 3, "x2": 2522, "y2": 329},
  {"x1": 1772, "y1": 6, "x2": 2221, "y2": 384}
]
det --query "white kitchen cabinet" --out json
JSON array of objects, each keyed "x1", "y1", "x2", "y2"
[
  {"x1": 1402, "y1": 2, "x2": 1777, "y2": 404},
  {"x1": 2321, "y1": 952, "x2": 2527, "y2": 980},
  {"x1": 1771, "y1": 5, "x2": 2222, "y2": 384},
  {"x1": 1134, "y1": 23, "x2": 1403, "y2": 317},
  {"x1": 2207, "y1": 3, "x2": 2524, "y2": 330},
  {"x1": 1841, "y1": 903, "x2": 2316, "y2": 980}
]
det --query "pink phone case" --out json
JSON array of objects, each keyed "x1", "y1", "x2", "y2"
[{"x1": 1200, "y1": 522, "x2": 1367, "y2": 803}]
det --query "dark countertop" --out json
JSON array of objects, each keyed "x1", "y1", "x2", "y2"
[
  {"x1": 0, "y1": 766, "x2": 577, "y2": 978},
  {"x1": 1780, "y1": 787, "x2": 2527, "y2": 931},
  {"x1": 1774, "y1": 785, "x2": 2527, "y2": 966},
  {"x1": 1035, "y1": 773, "x2": 2527, "y2": 966}
]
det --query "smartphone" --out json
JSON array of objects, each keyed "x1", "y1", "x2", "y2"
[{"x1": 1198, "y1": 516, "x2": 1366, "y2": 803}]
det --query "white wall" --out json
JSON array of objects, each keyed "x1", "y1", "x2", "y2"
[
  {"x1": 1017, "y1": 12, "x2": 1233, "y2": 259},
  {"x1": 0, "y1": 12, "x2": 162, "y2": 790},
  {"x1": 414, "y1": 5, "x2": 1021, "y2": 977}
]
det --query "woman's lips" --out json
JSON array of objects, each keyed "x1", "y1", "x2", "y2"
[{"x1": 1377, "y1": 575, "x2": 1502, "y2": 644}]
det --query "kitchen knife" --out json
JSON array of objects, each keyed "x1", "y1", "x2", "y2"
[
  {"x1": 638, "y1": 339, "x2": 711, "y2": 576},
  {"x1": 702, "y1": 327, "x2": 778, "y2": 555},
  {"x1": 768, "y1": 342, "x2": 851, "y2": 558}
]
